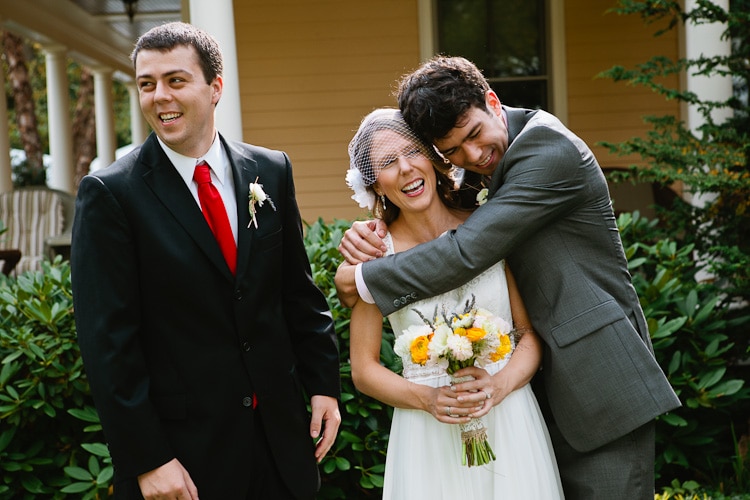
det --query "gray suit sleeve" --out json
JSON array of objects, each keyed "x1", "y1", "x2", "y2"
[{"x1": 362, "y1": 125, "x2": 590, "y2": 316}]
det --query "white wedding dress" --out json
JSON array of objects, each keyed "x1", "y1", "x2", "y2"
[{"x1": 382, "y1": 234, "x2": 565, "y2": 499}]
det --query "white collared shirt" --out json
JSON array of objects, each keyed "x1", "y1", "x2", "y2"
[{"x1": 157, "y1": 135, "x2": 239, "y2": 243}]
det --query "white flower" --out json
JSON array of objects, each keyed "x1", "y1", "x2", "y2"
[
  {"x1": 451, "y1": 312, "x2": 474, "y2": 330},
  {"x1": 476, "y1": 188, "x2": 489, "y2": 206},
  {"x1": 248, "y1": 177, "x2": 276, "y2": 229},
  {"x1": 346, "y1": 168, "x2": 376, "y2": 211},
  {"x1": 428, "y1": 323, "x2": 452, "y2": 359},
  {"x1": 446, "y1": 334, "x2": 473, "y2": 361}
]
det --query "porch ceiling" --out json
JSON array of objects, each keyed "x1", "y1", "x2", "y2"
[{"x1": 0, "y1": 0, "x2": 181, "y2": 79}]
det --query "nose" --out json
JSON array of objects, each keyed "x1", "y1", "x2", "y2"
[
  {"x1": 463, "y1": 142, "x2": 483, "y2": 164},
  {"x1": 153, "y1": 81, "x2": 172, "y2": 102},
  {"x1": 395, "y1": 155, "x2": 414, "y2": 173}
]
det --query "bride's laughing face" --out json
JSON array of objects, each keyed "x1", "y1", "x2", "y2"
[{"x1": 371, "y1": 130, "x2": 439, "y2": 215}]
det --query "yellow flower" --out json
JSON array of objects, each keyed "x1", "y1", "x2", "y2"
[
  {"x1": 490, "y1": 334, "x2": 512, "y2": 362},
  {"x1": 410, "y1": 335, "x2": 432, "y2": 365},
  {"x1": 465, "y1": 327, "x2": 487, "y2": 342},
  {"x1": 454, "y1": 327, "x2": 466, "y2": 337}
]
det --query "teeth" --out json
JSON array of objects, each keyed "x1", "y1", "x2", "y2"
[
  {"x1": 477, "y1": 154, "x2": 491, "y2": 167},
  {"x1": 402, "y1": 180, "x2": 423, "y2": 192},
  {"x1": 160, "y1": 112, "x2": 181, "y2": 122}
]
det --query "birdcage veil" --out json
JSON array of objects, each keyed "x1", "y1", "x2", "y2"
[{"x1": 346, "y1": 108, "x2": 445, "y2": 211}]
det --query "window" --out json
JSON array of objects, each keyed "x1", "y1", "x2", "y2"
[{"x1": 437, "y1": 0, "x2": 549, "y2": 110}]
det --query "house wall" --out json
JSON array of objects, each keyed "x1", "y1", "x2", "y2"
[
  {"x1": 234, "y1": 0, "x2": 422, "y2": 224},
  {"x1": 234, "y1": 0, "x2": 682, "y2": 224},
  {"x1": 565, "y1": 1, "x2": 681, "y2": 167},
  {"x1": 565, "y1": 0, "x2": 681, "y2": 216}
]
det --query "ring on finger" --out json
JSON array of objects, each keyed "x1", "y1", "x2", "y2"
[
  {"x1": 446, "y1": 406, "x2": 451, "y2": 415},
  {"x1": 482, "y1": 390, "x2": 491, "y2": 400}
]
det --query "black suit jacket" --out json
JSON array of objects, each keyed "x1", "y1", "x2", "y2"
[{"x1": 71, "y1": 133, "x2": 340, "y2": 499}]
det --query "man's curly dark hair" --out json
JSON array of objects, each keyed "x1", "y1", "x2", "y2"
[{"x1": 396, "y1": 56, "x2": 491, "y2": 143}]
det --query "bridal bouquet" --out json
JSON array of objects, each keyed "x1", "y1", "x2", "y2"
[{"x1": 394, "y1": 295, "x2": 515, "y2": 467}]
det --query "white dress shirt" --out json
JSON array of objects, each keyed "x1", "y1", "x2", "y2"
[{"x1": 157, "y1": 135, "x2": 239, "y2": 243}]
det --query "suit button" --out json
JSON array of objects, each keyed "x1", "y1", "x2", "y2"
[
  {"x1": 234, "y1": 289, "x2": 242, "y2": 300},
  {"x1": 242, "y1": 396, "x2": 254, "y2": 407},
  {"x1": 242, "y1": 341, "x2": 251, "y2": 352}
]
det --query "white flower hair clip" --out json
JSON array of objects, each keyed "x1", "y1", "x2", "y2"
[
  {"x1": 346, "y1": 168, "x2": 375, "y2": 211},
  {"x1": 248, "y1": 177, "x2": 276, "y2": 228}
]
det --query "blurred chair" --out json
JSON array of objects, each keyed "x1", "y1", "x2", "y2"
[{"x1": 0, "y1": 187, "x2": 75, "y2": 274}]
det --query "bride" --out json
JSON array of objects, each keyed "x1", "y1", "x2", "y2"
[{"x1": 344, "y1": 108, "x2": 564, "y2": 499}]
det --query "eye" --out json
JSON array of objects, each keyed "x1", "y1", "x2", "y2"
[
  {"x1": 404, "y1": 148, "x2": 422, "y2": 158},
  {"x1": 379, "y1": 155, "x2": 398, "y2": 169},
  {"x1": 138, "y1": 81, "x2": 154, "y2": 91}
]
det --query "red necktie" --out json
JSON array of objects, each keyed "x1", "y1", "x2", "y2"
[{"x1": 193, "y1": 161, "x2": 237, "y2": 275}]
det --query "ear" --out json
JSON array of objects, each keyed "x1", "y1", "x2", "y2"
[
  {"x1": 485, "y1": 90, "x2": 502, "y2": 116},
  {"x1": 211, "y1": 75, "x2": 223, "y2": 105}
]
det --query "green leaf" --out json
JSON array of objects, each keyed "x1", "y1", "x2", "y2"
[
  {"x1": 68, "y1": 406, "x2": 102, "y2": 423},
  {"x1": 96, "y1": 466, "x2": 114, "y2": 485},
  {"x1": 658, "y1": 413, "x2": 688, "y2": 426},
  {"x1": 708, "y1": 379, "x2": 744, "y2": 398},
  {"x1": 65, "y1": 466, "x2": 94, "y2": 481},
  {"x1": 61, "y1": 482, "x2": 95, "y2": 494},
  {"x1": 334, "y1": 456, "x2": 351, "y2": 471},
  {"x1": 697, "y1": 367, "x2": 725, "y2": 390},
  {"x1": 81, "y1": 442, "x2": 111, "y2": 458}
]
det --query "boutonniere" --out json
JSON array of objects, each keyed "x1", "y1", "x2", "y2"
[
  {"x1": 248, "y1": 177, "x2": 276, "y2": 228},
  {"x1": 476, "y1": 188, "x2": 489, "y2": 206}
]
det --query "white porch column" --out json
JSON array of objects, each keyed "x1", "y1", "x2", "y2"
[
  {"x1": 92, "y1": 67, "x2": 116, "y2": 168},
  {"x1": 683, "y1": 0, "x2": 732, "y2": 207},
  {"x1": 188, "y1": 0, "x2": 243, "y2": 141},
  {"x1": 685, "y1": 0, "x2": 732, "y2": 130},
  {"x1": 127, "y1": 82, "x2": 149, "y2": 145},
  {"x1": 43, "y1": 44, "x2": 75, "y2": 193},
  {"x1": 0, "y1": 64, "x2": 12, "y2": 192}
]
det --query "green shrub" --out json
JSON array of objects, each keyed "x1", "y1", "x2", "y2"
[
  {"x1": 304, "y1": 218, "x2": 397, "y2": 498},
  {"x1": 619, "y1": 211, "x2": 750, "y2": 493},
  {"x1": 0, "y1": 258, "x2": 110, "y2": 499},
  {"x1": 2, "y1": 216, "x2": 748, "y2": 498}
]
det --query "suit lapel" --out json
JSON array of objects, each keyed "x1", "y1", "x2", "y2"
[
  {"x1": 139, "y1": 135, "x2": 235, "y2": 281},
  {"x1": 223, "y1": 136, "x2": 259, "y2": 280},
  {"x1": 489, "y1": 106, "x2": 536, "y2": 195}
]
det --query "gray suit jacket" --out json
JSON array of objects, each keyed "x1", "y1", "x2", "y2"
[{"x1": 361, "y1": 106, "x2": 680, "y2": 452}]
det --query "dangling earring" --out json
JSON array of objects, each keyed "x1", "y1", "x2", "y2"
[{"x1": 380, "y1": 194, "x2": 387, "y2": 210}]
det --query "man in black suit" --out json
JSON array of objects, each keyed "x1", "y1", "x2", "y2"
[{"x1": 71, "y1": 22, "x2": 341, "y2": 499}]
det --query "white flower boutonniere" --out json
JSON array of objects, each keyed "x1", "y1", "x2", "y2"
[
  {"x1": 476, "y1": 188, "x2": 489, "y2": 206},
  {"x1": 248, "y1": 177, "x2": 276, "y2": 228}
]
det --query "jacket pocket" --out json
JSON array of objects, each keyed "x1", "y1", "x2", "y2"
[
  {"x1": 550, "y1": 300, "x2": 625, "y2": 348},
  {"x1": 257, "y1": 227, "x2": 282, "y2": 253}
]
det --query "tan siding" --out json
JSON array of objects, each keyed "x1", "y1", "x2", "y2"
[
  {"x1": 234, "y1": 0, "x2": 422, "y2": 224},
  {"x1": 565, "y1": 0, "x2": 681, "y2": 169},
  {"x1": 231, "y1": 1, "x2": 683, "y2": 223}
]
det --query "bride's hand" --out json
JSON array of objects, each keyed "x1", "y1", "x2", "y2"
[
  {"x1": 450, "y1": 366, "x2": 512, "y2": 419},
  {"x1": 427, "y1": 385, "x2": 481, "y2": 424}
]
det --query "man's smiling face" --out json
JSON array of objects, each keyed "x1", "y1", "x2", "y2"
[
  {"x1": 135, "y1": 44, "x2": 222, "y2": 158},
  {"x1": 433, "y1": 91, "x2": 508, "y2": 176}
]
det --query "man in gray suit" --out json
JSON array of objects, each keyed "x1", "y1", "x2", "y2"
[{"x1": 336, "y1": 56, "x2": 680, "y2": 499}]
